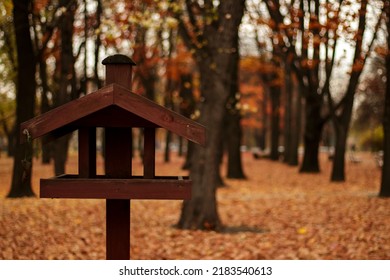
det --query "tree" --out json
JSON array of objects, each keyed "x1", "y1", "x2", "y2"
[
  {"x1": 239, "y1": 56, "x2": 269, "y2": 152},
  {"x1": 248, "y1": 1, "x2": 297, "y2": 162},
  {"x1": 172, "y1": 0, "x2": 246, "y2": 230},
  {"x1": 30, "y1": 1, "x2": 66, "y2": 164},
  {"x1": 0, "y1": 95, "x2": 16, "y2": 157},
  {"x1": 353, "y1": 54, "x2": 385, "y2": 150},
  {"x1": 8, "y1": 0, "x2": 36, "y2": 197},
  {"x1": 52, "y1": 0, "x2": 78, "y2": 176},
  {"x1": 328, "y1": 0, "x2": 384, "y2": 181},
  {"x1": 380, "y1": 0, "x2": 390, "y2": 197},
  {"x1": 287, "y1": 73, "x2": 302, "y2": 166},
  {"x1": 257, "y1": 0, "x2": 383, "y2": 181},
  {"x1": 224, "y1": 33, "x2": 246, "y2": 178},
  {"x1": 178, "y1": 71, "x2": 197, "y2": 169},
  {"x1": 354, "y1": 56, "x2": 385, "y2": 133}
]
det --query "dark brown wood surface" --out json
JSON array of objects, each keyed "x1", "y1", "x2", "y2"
[
  {"x1": 103, "y1": 59, "x2": 133, "y2": 260},
  {"x1": 106, "y1": 199, "x2": 130, "y2": 260},
  {"x1": 40, "y1": 176, "x2": 191, "y2": 199},
  {"x1": 104, "y1": 126, "x2": 132, "y2": 259},
  {"x1": 78, "y1": 128, "x2": 96, "y2": 178}
]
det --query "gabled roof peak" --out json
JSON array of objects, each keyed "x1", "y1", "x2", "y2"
[{"x1": 21, "y1": 83, "x2": 206, "y2": 146}]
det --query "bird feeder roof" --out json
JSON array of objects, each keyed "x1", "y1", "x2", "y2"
[{"x1": 21, "y1": 83, "x2": 206, "y2": 146}]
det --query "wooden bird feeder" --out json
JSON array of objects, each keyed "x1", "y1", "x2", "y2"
[{"x1": 20, "y1": 54, "x2": 206, "y2": 260}]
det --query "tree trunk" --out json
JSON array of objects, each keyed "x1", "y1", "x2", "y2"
[
  {"x1": 216, "y1": 134, "x2": 225, "y2": 187},
  {"x1": 164, "y1": 41, "x2": 175, "y2": 163},
  {"x1": 178, "y1": 0, "x2": 245, "y2": 230},
  {"x1": 330, "y1": 94, "x2": 356, "y2": 182},
  {"x1": 226, "y1": 111, "x2": 246, "y2": 178},
  {"x1": 379, "y1": 3, "x2": 390, "y2": 197},
  {"x1": 38, "y1": 59, "x2": 52, "y2": 164},
  {"x1": 178, "y1": 66, "x2": 226, "y2": 229},
  {"x1": 259, "y1": 86, "x2": 268, "y2": 151},
  {"x1": 6, "y1": 125, "x2": 16, "y2": 157},
  {"x1": 300, "y1": 94, "x2": 323, "y2": 173},
  {"x1": 225, "y1": 39, "x2": 245, "y2": 179},
  {"x1": 283, "y1": 62, "x2": 292, "y2": 163},
  {"x1": 330, "y1": 77, "x2": 357, "y2": 181},
  {"x1": 331, "y1": 123, "x2": 347, "y2": 181},
  {"x1": 93, "y1": 0, "x2": 102, "y2": 89},
  {"x1": 270, "y1": 86, "x2": 281, "y2": 160},
  {"x1": 179, "y1": 73, "x2": 195, "y2": 169},
  {"x1": 52, "y1": 0, "x2": 76, "y2": 175},
  {"x1": 53, "y1": 135, "x2": 71, "y2": 175},
  {"x1": 178, "y1": 137, "x2": 184, "y2": 157},
  {"x1": 182, "y1": 141, "x2": 193, "y2": 170},
  {"x1": 330, "y1": 0, "x2": 367, "y2": 182},
  {"x1": 289, "y1": 88, "x2": 301, "y2": 166},
  {"x1": 164, "y1": 131, "x2": 172, "y2": 163},
  {"x1": 178, "y1": 120, "x2": 222, "y2": 230},
  {"x1": 8, "y1": 0, "x2": 36, "y2": 197}
]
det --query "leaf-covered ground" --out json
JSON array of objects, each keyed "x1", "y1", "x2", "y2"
[{"x1": 0, "y1": 151, "x2": 389, "y2": 259}]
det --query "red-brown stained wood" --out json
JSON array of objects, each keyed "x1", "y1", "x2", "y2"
[
  {"x1": 103, "y1": 55, "x2": 134, "y2": 260},
  {"x1": 105, "y1": 65, "x2": 133, "y2": 90},
  {"x1": 40, "y1": 177, "x2": 191, "y2": 199},
  {"x1": 106, "y1": 199, "x2": 130, "y2": 260},
  {"x1": 72, "y1": 106, "x2": 158, "y2": 128},
  {"x1": 20, "y1": 84, "x2": 206, "y2": 146},
  {"x1": 104, "y1": 127, "x2": 132, "y2": 260},
  {"x1": 102, "y1": 55, "x2": 136, "y2": 91},
  {"x1": 104, "y1": 127, "x2": 132, "y2": 178},
  {"x1": 78, "y1": 128, "x2": 96, "y2": 178}
]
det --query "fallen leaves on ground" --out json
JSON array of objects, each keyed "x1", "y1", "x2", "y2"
[{"x1": 0, "y1": 151, "x2": 389, "y2": 259}]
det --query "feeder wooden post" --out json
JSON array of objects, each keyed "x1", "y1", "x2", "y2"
[{"x1": 102, "y1": 55, "x2": 136, "y2": 260}]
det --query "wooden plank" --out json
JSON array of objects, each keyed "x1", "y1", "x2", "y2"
[
  {"x1": 104, "y1": 127, "x2": 132, "y2": 260},
  {"x1": 105, "y1": 65, "x2": 133, "y2": 90},
  {"x1": 40, "y1": 177, "x2": 192, "y2": 199},
  {"x1": 106, "y1": 199, "x2": 130, "y2": 260},
  {"x1": 78, "y1": 128, "x2": 96, "y2": 178},
  {"x1": 104, "y1": 127, "x2": 132, "y2": 177},
  {"x1": 72, "y1": 106, "x2": 158, "y2": 128}
]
